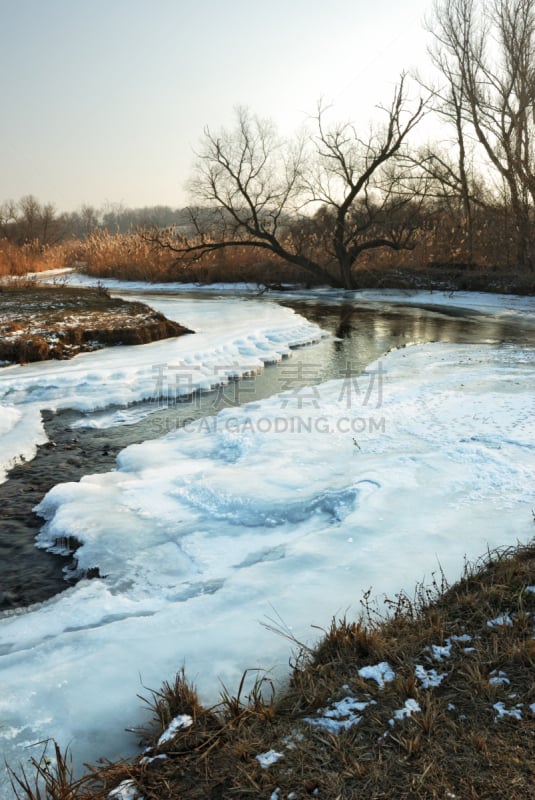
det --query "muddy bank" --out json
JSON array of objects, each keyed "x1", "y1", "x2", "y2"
[
  {"x1": 0, "y1": 410, "x2": 121, "y2": 608},
  {"x1": 0, "y1": 285, "x2": 192, "y2": 364}
]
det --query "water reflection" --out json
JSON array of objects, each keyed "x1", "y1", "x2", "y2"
[
  {"x1": 121, "y1": 296, "x2": 534, "y2": 440},
  {"x1": 284, "y1": 298, "x2": 534, "y2": 355}
]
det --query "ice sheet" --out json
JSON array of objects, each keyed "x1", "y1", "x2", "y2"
[
  {"x1": 0, "y1": 339, "x2": 533, "y2": 795},
  {"x1": 0, "y1": 297, "x2": 324, "y2": 481}
]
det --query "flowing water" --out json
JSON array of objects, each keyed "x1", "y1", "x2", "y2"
[{"x1": 1, "y1": 293, "x2": 533, "y2": 609}]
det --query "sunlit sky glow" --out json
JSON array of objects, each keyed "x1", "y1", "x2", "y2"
[{"x1": 1, "y1": 0, "x2": 433, "y2": 211}]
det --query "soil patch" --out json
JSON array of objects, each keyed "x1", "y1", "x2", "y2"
[{"x1": 0, "y1": 284, "x2": 192, "y2": 365}]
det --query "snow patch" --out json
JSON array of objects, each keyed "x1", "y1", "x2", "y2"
[
  {"x1": 493, "y1": 701, "x2": 523, "y2": 721},
  {"x1": 108, "y1": 780, "x2": 143, "y2": 800},
  {"x1": 157, "y1": 714, "x2": 193, "y2": 746},
  {"x1": 389, "y1": 698, "x2": 421, "y2": 726},
  {"x1": 256, "y1": 749, "x2": 284, "y2": 768},
  {"x1": 358, "y1": 662, "x2": 395, "y2": 688},
  {"x1": 486, "y1": 615, "x2": 513, "y2": 628},
  {"x1": 415, "y1": 665, "x2": 447, "y2": 689},
  {"x1": 304, "y1": 695, "x2": 375, "y2": 732},
  {"x1": 489, "y1": 670, "x2": 510, "y2": 686}
]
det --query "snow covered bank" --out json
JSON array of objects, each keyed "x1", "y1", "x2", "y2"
[
  {"x1": 0, "y1": 339, "x2": 533, "y2": 796},
  {"x1": 53, "y1": 271, "x2": 535, "y2": 322},
  {"x1": 0, "y1": 297, "x2": 324, "y2": 482}
]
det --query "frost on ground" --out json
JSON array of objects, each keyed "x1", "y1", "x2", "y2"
[{"x1": 0, "y1": 290, "x2": 533, "y2": 800}]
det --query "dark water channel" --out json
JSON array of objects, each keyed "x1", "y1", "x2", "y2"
[{"x1": 1, "y1": 296, "x2": 533, "y2": 610}]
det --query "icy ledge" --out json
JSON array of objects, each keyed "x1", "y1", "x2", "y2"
[{"x1": 0, "y1": 297, "x2": 325, "y2": 481}]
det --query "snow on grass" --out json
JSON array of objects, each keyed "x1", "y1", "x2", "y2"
[
  {"x1": 486, "y1": 614, "x2": 514, "y2": 628},
  {"x1": 415, "y1": 664, "x2": 447, "y2": 689},
  {"x1": 493, "y1": 701, "x2": 523, "y2": 721},
  {"x1": 156, "y1": 714, "x2": 193, "y2": 746},
  {"x1": 256, "y1": 749, "x2": 284, "y2": 768},
  {"x1": 489, "y1": 670, "x2": 510, "y2": 686},
  {"x1": 108, "y1": 780, "x2": 143, "y2": 800},
  {"x1": 426, "y1": 642, "x2": 452, "y2": 662},
  {"x1": 451, "y1": 634, "x2": 476, "y2": 653},
  {"x1": 139, "y1": 754, "x2": 167, "y2": 765},
  {"x1": 304, "y1": 695, "x2": 375, "y2": 732},
  {"x1": 389, "y1": 698, "x2": 422, "y2": 726},
  {"x1": 423, "y1": 635, "x2": 475, "y2": 664},
  {"x1": 357, "y1": 662, "x2": 395, "y2": 689}
]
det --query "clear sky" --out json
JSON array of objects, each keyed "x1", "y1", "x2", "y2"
[{"x1": 1, "y1": 0, "x2": 433, "y2": 212}]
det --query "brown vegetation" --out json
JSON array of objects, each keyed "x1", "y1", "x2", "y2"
[
  {"x1": 0, "y1": 239, "x2": 72, "y2": 278},
  {"x1": 75, "y1": 225, "x2": 535, "y2": 294},
  {"x1": 2, "y1": 204, "x2": 535, "y2": 301},
  {"x1": 8, "y1": 540, "x2": 535, "y2": 799}
]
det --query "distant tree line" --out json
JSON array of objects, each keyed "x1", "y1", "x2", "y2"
[{"x1": 0, "y1": 197, "x2": 193, "y2": 247}]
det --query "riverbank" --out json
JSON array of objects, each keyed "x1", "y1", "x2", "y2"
[
  {"x1": 9, "y1": 538, "x2": 535, "y2": 800},
  {"x1": 0, "y1": 284, "x2": 192, "y2": 365}
]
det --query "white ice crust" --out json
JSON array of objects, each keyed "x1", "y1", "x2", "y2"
[
  {"x1": 0, "y1": 296, "x2": 323, "y2": 481},
  {"x1": 0, "y1": 288, "x2": 533, "y2": 798}
]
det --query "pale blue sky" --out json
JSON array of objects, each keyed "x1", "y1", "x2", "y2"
[{"x1": 1, "y1": 0, "x2": 432, "y2": 211}]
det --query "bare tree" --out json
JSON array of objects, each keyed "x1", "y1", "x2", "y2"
[
  {"x1": 0, "y1": 196, "x2": 66, "y2": 247},
  {"x1": 303, "y1": 86, "x2": 428, "y2": 288},
  {"x1": 145, "y1": 78, "x2": 427, "y2": 289},
  {"x1": 0, "y1": 200, "x2": 18, "y2": 237},
  {"x1": 428, "y1": 0, "x2": 535, "y2": 268}
]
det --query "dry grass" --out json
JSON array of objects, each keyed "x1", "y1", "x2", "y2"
[
  {"x1": 76, "y1": 230, "x2": 312, "y2": 286},
  {"x1": 75, "y1": 230, "x2": 535, "y2": 294},
  {"x1": 74, "y1": 230, "x2": 175, "y2": 282},
  {"x1": 0, "y1": 240, "x2": 72, "y2": 278},
  {"x1": 8, "y1": 539, "x2": 535, "y2": 799},
  {"x1": 2, "y1": 227, "x2": 533, "y2": 294}
]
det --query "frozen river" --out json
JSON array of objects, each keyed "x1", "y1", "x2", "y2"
[{"x1": 0, "y1": 283, "x2": 534, "y2": 794}]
